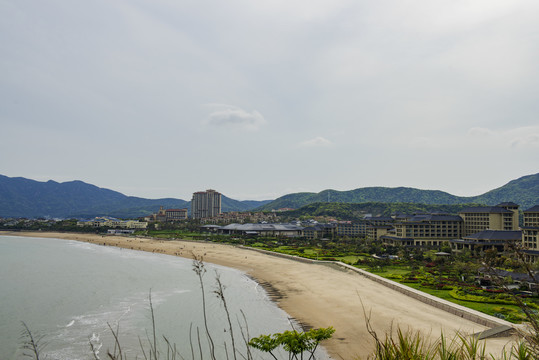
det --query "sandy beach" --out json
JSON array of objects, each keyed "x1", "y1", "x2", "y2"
[{"x1": 4, "y1": 231, "x2": 516, "y2": 359}]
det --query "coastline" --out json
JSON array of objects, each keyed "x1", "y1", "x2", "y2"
[{"x1": 3, "y1": 231, "x2": 516, "y2": 359}]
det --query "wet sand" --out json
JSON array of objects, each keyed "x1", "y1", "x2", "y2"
[{"x1": 4, "y1": 231, "x2": 516, "y2": 359}]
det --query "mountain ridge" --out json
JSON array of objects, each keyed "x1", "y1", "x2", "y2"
[
  {"x1": 256, "y1": 173, "x2": 539, "y2": 211},
  {"x1": 1, "y1": 173, "x2": 537, "y2": 219},
  {"x1": 0, "y1": 175, "x2": 271, "y2": 218}
]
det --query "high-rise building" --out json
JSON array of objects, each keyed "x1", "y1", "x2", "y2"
[{"x1": 191, "y1": 189, "x2": 222, "y2": 219}]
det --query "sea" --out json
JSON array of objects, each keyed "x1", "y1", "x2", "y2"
[{"x1": 0, "y1": 235, "x2": 330, "y2": 360}]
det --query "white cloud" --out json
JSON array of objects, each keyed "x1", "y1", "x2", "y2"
[
  {"x1": 467, "y1": 126, "x2": 539, "y2": 148},
  {"x1": 298, "y1": 136, "x2": 333, "y2": 148},
  {"x1": 467, "y1": 127, "x2": 494, "y2": 138},
  {"x1": 510, "y1": 133, "x2": 539, "y2": 148},
  {"x1": 203, "y1": 104, "x2": 266, "y2": 131}
]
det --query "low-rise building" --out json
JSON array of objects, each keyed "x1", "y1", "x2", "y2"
[
  {"x1": 217, "y1": 223, "x2": 304, "y2": 237},
  {"x1": 77, "y1": 217, "x2": 147, "y2": 229},
  {"x1": 450, "y1": 230, "x2": 522, "y2": 253},
  {"x1": 145, "y1": 206, "x2": 188, "y2": 222},
  {"x1": 165, "y1": 208, "x2": 188, "y2": 221}
]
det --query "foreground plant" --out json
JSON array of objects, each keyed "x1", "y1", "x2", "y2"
[
  {"x1": 365, "y1": 323, "x2": 535, "y2": 360},
  {"x1": 249, "y1": 327, "x2": 335, "y2": 360},
  {"x1": 20, "y1": 322, "x2": 47, "y2": 360}
]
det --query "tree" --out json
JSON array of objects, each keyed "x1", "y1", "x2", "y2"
[{"x1": 249, "y1": 327, "x2": 334, "y2": 360}]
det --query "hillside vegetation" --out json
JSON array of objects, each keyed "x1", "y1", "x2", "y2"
[
  {"x1": 258, "y1": 173, "x2": 539, "y2": 211},
  {"x1": 278, "y1": 202, "x2": 485, "y2": 221}
]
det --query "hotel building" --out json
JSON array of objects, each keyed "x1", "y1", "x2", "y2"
[
  {"x1": 523, "y1": 205, "x2": 539, "y2": 250},
  {"x1": 458, "y1": 202, "x2": 519, "y2": 236},
  {"x1": 383, "y1": 214, "x2": 463, "y2": 247},
  {"x1": 191, "y1": 189, "x2": 222, "y2": 219}
]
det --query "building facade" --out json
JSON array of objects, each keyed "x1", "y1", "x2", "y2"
[
  {"x1": 383, "y1": 214, "x2": 463, "y2": 247},
  {"x1": 458, "y1": 202, "x2": 519, "y2": 236},
  {"x1": 165, "y1": 208, "x2": 188, "y2": 221},
  {"x1": 145, "y1": 206, "x2": 188, "y2": 222},
  {"x1": 450, "y1": 230, "x2": 522, "y2": 253},
  {"x1": 523, "y1": 205, "x2": 539, "y2": 250},
  {"x1": 191, "y1": 189, "x2": 222, "y2": 219},
  {"x1": 336, "y1": 221, "x2": 368, "y2": 238}
]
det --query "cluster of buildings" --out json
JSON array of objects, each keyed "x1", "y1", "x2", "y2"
[
  {"x1": 144, "y1": 189, "x2": 275, "y2": 224},
  {"x1": 144, "y1": 206, "x2": 188, "y2": 222},
  {"x1": 379, "y1": 203, "x2": 536, "y2": 252},
  {"x1": 77, "y1": 217, "x2": 148, "y2": 229},
  {"x1": 202, "y1": 201, "x2": 539, "y2": 261},
  {"x1": 73, "y1": 187, "x2": 539, "y2": 262},
  {"x1": 142, "y1": 189, "x2": 222, "y2": 222}
]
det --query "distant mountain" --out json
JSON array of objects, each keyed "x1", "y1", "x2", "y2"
[
  {"x1": 257, "y1": 173, "x2": 539, "y2": 211},
  {"x1": 2, "y1": 173, "x2": 537, "y2": 219},
  {"x1": 0, "y1": 175, "x2": 270, "y2": 219},
  {"x1": 472, "y1": 173, "x2": 539, "y2": 209},
  {"x1": 221, "y1": 196, "x2": 272, "y2": 213}
]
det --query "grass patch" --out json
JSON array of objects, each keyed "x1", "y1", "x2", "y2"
[{"x1": 373, "y1": 273, "x2": 526, "y2": 323}]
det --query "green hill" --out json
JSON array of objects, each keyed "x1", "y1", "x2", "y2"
[
  {"x1": 278, "y1": 202, "x2": 484, "y2": 221},
  {"x1": 258, "y1": 173, "x2": 539, "y2": 211}
]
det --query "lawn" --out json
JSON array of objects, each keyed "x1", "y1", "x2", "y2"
[{"x1": 366, "y1": 269, "x2": 528, "y2": 323}]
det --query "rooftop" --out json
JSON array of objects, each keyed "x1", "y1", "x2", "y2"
[
  {"x1": 459, "y1": 206, "x2": 513, "y2": 214},
  {"x1": 405, "y1": 214, "x2": 463, "y2": 223},
  {"x1": 463, "y1": 230, "x2": 522, "y2": 241}
]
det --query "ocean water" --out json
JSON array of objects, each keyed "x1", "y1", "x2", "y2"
[{"x1": 0, "y1": 235, "x2": 330, "y2": 360}]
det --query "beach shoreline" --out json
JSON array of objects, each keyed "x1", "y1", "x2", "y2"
[{"x1": 2, "y1": 231, "x2": 517, "y2": 359}]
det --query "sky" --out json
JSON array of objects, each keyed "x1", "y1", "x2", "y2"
[{"x1": 1, "y1": 0, "x2": 538, "y2": 201}]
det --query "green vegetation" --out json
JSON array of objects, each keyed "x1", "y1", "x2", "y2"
[
  {"x1": 256, "y1": 173, "x2": 539, "y2": 211},
  {"x1": 355, "y1": 253, "x2": 539, "y2": 324},
  {"x1": 278, "y1": 202, "x2": 485, "y2": 221},
  {"x1": 0, "y1": 174, "x2": 270, "y2": 219},
  {"x1": 365, "y1": 324, "x2": 535, "y2": 359},
  {"x1": 249, "y1": 327, "x2": 335, "y2": 360}
]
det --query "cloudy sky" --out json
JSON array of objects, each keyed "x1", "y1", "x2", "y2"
[{"x1": 1, "y1": 0, "x2": 538, "y2": 201}]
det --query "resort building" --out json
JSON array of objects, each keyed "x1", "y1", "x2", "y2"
[
  {"x1": 336, "y1": 221, "x2": 368, "y2": 238},
  {"x1": 382, "y1": 214, "x2": 463, "y2": 247},
  {"x1": 450, "y1": 230, "x2": 522, "y2": 253},
  {"x1": 165, "y1": 208, "x2": 188, "y2": 221},
  {"x1": 522, "y1": 206, "x2": 539, "y2": 262},
  {"x1": 77, "y1": 217, "x2": 148, "y2": 229},
  {"x1": 458, "y1": 202, "x2": 519, "y2": 236},
  {"x1": 364, "y1": 216, "x2": 395, "y2": 241},
  {"x1": 204, "y1": 211, "x2": 278, "y2": 224},
  {"x1": 217, "y1": 223, "x2": 304, "y2": 237},
  {"x1": 367, "y1": 225, "x2": 393, "y2": 241},
  {"x1": 302, "y1": 223, "x2": 336, "y2": 240},
  {"x1": 144, "y1": 206, "x2": 188, "y2": 222},
  {"x1": 191, "y1": 189, "x2": 222, "y2": 219}
]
